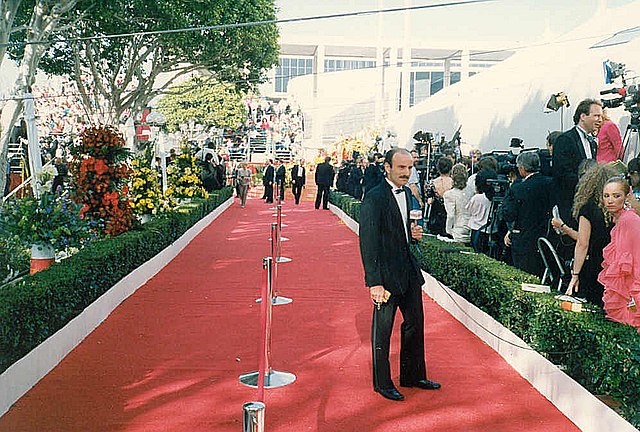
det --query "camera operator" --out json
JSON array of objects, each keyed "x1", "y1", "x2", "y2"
[
  {"x1": 502, "y1": 152, "x2": 553, "y2": 277},
  {"x1": 552, "y1": 99, "x2": 603, "y2": 222}
]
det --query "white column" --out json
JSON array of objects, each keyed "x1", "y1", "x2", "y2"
[
  {"x1": 375, "y1": 46, "x2": 385, "y2": 125},
  {"x1": 388, "y1": 47, "x2": 399, "y2": 114},
  {"x1": 400, "y1": 0, "x2": 412, "y2": 111},
  {"x1": 444, "y1": 58, "x2": 452, "y2": 88},
  {"x1": 461, "y1": 48, "x2": 471, "y2": 81},
  {"x1": 313, "y1": 45, "x2": 326, "y2": 149}
]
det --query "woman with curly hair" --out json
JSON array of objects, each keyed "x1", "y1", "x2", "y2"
[{"x1": 551, "y1": 163, "x2": 616, "y2": 306}]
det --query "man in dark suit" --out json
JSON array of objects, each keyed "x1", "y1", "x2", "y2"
[
  {"x1": 275, "y1": 159, "x2": 286, "y2": 201},
  {"x1": 502, "y1": 151, "x2": 553, "y2": 277},
  {"x1": 552, "y1": 99, "x2": 603, "y2": 222},
  {"x1": 359, "y1": 148, "x2": 441, "y2": 402},
  {"x1": 363, "y1": 155, "x2": 383, "y2": 197},
  {"x1": 314, "y1": 156, "x2": 334, "y2": 210},
  {"x1": 348, "y1": 158, "x2": 364, "y2": 200},
  {"x1": 290, "y1": 159, "x2": 306, "y2": 205},
  {"x1": 263, "y1": 159, "x2": 275, "y2": 203}
]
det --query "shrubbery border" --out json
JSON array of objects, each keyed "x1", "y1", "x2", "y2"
[
  {"x1": 329, "y1": 190, "x2": 640, "y2": 428},
  {"x1": 0, "y1": 187, "x2": 233, "y2": 374}
]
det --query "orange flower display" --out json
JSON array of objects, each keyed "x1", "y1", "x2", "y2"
[{"x1": 71, "y1": 126, "x2": 133, "y2": 237}]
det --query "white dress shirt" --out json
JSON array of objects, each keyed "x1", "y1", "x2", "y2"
[{"x1": 386, "y1": 178, "x2": 409, "y2": 242}]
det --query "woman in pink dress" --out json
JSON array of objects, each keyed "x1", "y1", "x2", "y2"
[
  {"x1": 596, "y1": 110, "x2": 623, "y2": 163},
  {"x1": 598, "y1": 176, "x2": 640, "y2": 330}
]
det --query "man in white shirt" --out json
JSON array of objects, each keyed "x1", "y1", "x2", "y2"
[{"x1": 552, "y1": 99, "x2": 603, "y2": 222}]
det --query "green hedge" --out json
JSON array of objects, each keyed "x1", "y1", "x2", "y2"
[
  {"x1": 0, "y1": 187, "x2": 232, "y2": 374},
  {"x1": 330, "y1": 190, "x2": 640, "y2": 427}
]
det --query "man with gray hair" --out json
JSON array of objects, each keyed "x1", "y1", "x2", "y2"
[{"x1": 501, "y1": 151, "x2": 553, "y2": 276}]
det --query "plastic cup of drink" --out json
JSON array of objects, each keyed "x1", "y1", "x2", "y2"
[{"x1": 410, "y1": 209, "x2": 422, "y2": 221}]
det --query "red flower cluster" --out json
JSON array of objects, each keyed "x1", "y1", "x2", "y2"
[{"x1": 71, "y1": 126, "x2": 133, "y2": 237}]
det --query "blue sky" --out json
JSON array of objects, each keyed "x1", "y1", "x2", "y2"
[{"x1": 275, "y1": 0, "x2": 636, "y2": 45}]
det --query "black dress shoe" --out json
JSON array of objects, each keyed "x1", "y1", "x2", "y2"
[
  {"x1": 375, "y1": 387, "x2": 405, "y2": 401},
  {"x1": 400, "y1": 379, "x2": 441, "y2": 390}
]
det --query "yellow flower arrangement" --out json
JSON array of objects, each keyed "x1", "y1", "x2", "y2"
[
  {"x1": 165, "y1": 144, "x2": 209, "y2": 200},
  {"x1": 129, "y1": 159, "x2": 164, "y2": 215}
]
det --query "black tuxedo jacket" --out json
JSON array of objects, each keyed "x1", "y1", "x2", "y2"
[
  {"x1": 552, "y1": 127, "x2": 594, "y2": 220},
  {"x1": 275, "y1": 165, "x2": 286, "y2": 182},
  {"x1": 290, "y1": 165, "x2": 306, "y2": 185},
  {"x1": 315, "y1": 162, "x2": 334, "y2": 187},
  {"x1": 263, "y1": 165, "x2": 274, "y2": 185},
  {"x1": 363, "y1": 164, "x2": 383, "y2": 191},
  {"x1": 501, "y1": 172, "x2": 553, "y2": 251},
  {"x1": 359, "y1": 182, "x2": 424, "y2": 295}
]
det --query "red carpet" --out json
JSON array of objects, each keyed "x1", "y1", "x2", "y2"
[{"x1": 0, "y1": 196, "x2": 580, "y2": 431}]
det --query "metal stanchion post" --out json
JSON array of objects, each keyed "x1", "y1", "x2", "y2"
[
  {"x1": 240, "y1": 256, "x2": 296, "y2": 388},
  {"x1": 275, "y1": 214, "x2": 292, "y2": 264},
  {"x1": 257, "y1": 224, "x2": 292, "y2": 305},
  {"x1": 242, "y1": 402, "x2": 265, "y2": 432}
]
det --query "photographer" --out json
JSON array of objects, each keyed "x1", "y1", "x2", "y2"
[
  {"x1": 502, "y1": 152, "x2": 553, "y2": 277},
  {"x1": 363, "y1": 155, "x2": 383, "y2": 196}
]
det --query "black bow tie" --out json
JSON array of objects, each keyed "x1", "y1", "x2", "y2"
[{"x1": 394, "y1": 188, "x2": 404, "y2": 194}]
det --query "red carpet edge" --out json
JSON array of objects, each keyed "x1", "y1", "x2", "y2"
[
  {"x1": 0, "y1": 197, "x2": 234, "y2": 417},
  {"x1": 328, "y1": 202, "x2": 638, "y2": 432}
]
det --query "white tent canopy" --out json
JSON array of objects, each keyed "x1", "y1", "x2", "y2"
[{"x1": 392, "y1": 2, "x2": 640, "y2": 156}]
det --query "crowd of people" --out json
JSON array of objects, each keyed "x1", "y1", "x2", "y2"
[
  {"x1": 419, "y1": 99, "x2": 640, "y2": 332},
  {"x1": 309, "y1": 98, "x2": 640, "y2": 336}
]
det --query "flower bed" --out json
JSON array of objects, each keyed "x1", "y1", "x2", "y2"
[
  {"x1": 0, "y1": 187, "x2": 232, "y2": 374},
  {"x1": 329, "y1": 190, "x2": 640, "y2": 428}
]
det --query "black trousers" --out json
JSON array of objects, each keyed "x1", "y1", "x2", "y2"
[
  {"x1": 292, "y1": 182, "x2": 303, "y2": 204},
  {"x1": 371, "y1": 283, "x2": 427, "y2": 390},
  {"x1": 264, "y1": 183, "x2": 274, "y2": 203},
  {"x1": 315, "y1": 185, "x2": 330, "y2": 209}
]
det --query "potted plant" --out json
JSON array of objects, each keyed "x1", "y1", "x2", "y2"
[{"x1": 0, "y1": 192, "x2": 95, "y2": 274}]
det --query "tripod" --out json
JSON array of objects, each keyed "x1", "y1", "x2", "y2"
[
  {"x1": 482, "y1": 194, "x2": 506, "y2": 260},
  {"x1": 620, "y1": 122, "x2": 639, "y2": 162}
]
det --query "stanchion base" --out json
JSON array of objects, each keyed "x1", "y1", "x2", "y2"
[
  {"x1": 271, "y1": 213, "x2": 288, "y2": 217},
  {"x1": 268, "y1": 237, "x2": 289, "y2": 242},
  {"x1": 280, "y1": 223, "x2": 288, "y2": 228},
  {"x1": 239, "y1": 370, "x2": 297, "y2": 388},
  {"x1": 256, "y1": 295, "x2": 293, "y2": 305},
  {"x1": 277, "y1": 257, "x2": 292, "y2": 263}
]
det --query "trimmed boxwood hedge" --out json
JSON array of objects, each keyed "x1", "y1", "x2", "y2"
[
  {"x1": 330, "y1": 190, "x2": 640, "y2": 427},
  {"x1": 0, "y1": 187, "x2": 232, "y2": 374}
]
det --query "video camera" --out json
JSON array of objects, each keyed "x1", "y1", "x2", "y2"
[
  {"x1": 486, "y1": 177, "x2": 511, "y2": 199},
  {"x1": 600, "y1": 60, "x2": 640, "y2": 128},
  {"x1": 487, "y1": 150, "x2": 517, "y2": 176}
]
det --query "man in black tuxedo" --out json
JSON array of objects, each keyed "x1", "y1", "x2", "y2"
[
  {"x1": 290, "y1": 159, "x2": 306, "y2": 205},
  {"x1": 359, "y1": 148, "x2": 440, "y2": 402},
  {"x1": 263, "y1": 159, "x2": 275, "y2": 203},
  {"x1": 314, "y1": 156, "x2": 334, "y2": 210},
  {"x1": 348, "y1": 158, "x2": 365, "y2": 199},
  {"x1": 502, "y1": 151, "x2": 553, "y2": 277},
  {"x1": 275, "y1": 159, "x2": 286, "y2": 201},
  {"x1": 363, "y1": 155, "x2": 383, "y2": 197},
  {"x1": 552, "y1": 99, "x2": 603, "y2": 222}
]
